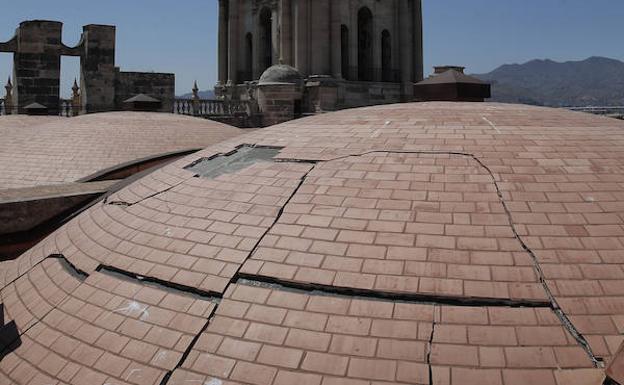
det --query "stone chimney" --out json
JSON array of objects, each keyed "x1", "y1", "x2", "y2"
[{"x1": 434, "y1": 66, "x2": 466, "y2": 75}]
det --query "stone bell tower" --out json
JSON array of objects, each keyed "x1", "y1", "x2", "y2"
[{"x1": 216, "y1": 0, "x2": 423, "y2": 108}]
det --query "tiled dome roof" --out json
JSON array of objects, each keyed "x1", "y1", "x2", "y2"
[
  {"x1": 2, "y1": 102, "x2": 622, "y2": 385},
  {"x1": 259, "y1": 64, "x2": 305, "y2": 85}
]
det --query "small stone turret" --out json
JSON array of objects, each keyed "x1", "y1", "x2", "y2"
[
  {"x1": 257, "y1": 65, "x2": 305, "y2": 127},
  {"x1": 4, "y1": 77, "x2": 13, "y2": 114}
]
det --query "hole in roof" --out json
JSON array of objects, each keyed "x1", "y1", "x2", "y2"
[{"x1": 185, "y1": 144, "x2": 283, "y2": 179}]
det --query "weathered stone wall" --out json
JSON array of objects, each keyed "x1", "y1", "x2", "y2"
[
  {"x1": 221, "y1": 0, "x2": 423, "y2": 86},
  {"x1": 12, "y1": 21, "x2": 63, "y2": 114},
  {"x1": 1, "y1": 20, "x2": 176, "y2": 115},
  {"x1": 337, "y1": 80, "x2": 402, "y2": 109},
  {"x1": 81, "y1": 25, "x2": 116, "y2": 113},
  {"x1": 257, "y1": 83, "x2": 301, "y2": 127},
  {"x1": 114, "y1": 70, "x2": 175, "y2": 113},
  {"x1": 219, "y1": 0, "x2": 423, "y2": 116}
]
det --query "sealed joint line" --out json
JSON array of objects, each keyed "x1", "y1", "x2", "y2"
[
  {"x1": 159, "y1": 163, "x2": 316, "y2": 385},
  {"x1": 105, "y1": 200, "x2": 132, "y2": 207},
  {"x1": 427, "y1": 306, "x2": 437, "y2": 385},
  {"x1": 96, "y1": 265, "x2": 222, "y2": 301},
  {"x1": 103, "y1": 176, "x2": 192, "y2": 208},
  {"x1": 103, "y1": 184, "x2": 177, "y2": 207},
  {"x1": 225, "y1": 163, "x2": 317, "y2": 287},
  {"x1": 273, "y1": 158, "x2": 320, "y2": 164},
  {"x1": 158, "y1": 304, "x2": 219, "y2": 385},
  {"x1": 469, "y1": 154, "x2": 602, "y2": 367},
  {"x1": 235, "y1": 275, "x2": 553, "y2": 309},
  {"x1": 48, "y1": 253, "x2": 89, "y2": 281}
]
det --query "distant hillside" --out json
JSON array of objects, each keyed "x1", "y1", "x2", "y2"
[
  {"x1": 177, "y1": 90, "x2": 216, "y2": 99},
  {"x1": 474, "y1": 57, "x2": 624, "y2": 107}
]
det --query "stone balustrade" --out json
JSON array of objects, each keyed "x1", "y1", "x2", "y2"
[{"x1": 174, "y1": 98, "x2": 250, "y2": 117}]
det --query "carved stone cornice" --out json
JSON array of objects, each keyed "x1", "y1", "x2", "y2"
[{"x1": 252, "y1": 0, "x2": 278, "y2": 14}]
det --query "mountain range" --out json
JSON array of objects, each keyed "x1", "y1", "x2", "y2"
[{"x1": 474, "y1": 56, "x2": 624, "y2": 107}]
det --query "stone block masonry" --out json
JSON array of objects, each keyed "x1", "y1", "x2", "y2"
[
  {"x1": 11, "y1": 21, "x2": 64, "y2": 115},
  {"x1": 114, "y1": 70, "x2": 175, "y2": 113},
  {"x1": 0, "y1": 20, "x2": 176, "y2": 115}
]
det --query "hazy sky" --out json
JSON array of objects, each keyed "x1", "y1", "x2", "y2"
[{"x1": 1, "y1": 0, "x2": 623, "y2": 97}]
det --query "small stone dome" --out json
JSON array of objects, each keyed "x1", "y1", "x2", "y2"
[{"x1": 258, "y1": 64, "x2": 304, "y2": 86}]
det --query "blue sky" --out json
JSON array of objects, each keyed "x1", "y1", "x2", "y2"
[{"x1": 1, "y1": 0, "x2": 623, "y2": 97}]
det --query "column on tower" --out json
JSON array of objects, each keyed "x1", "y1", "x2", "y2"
[
  {"x1": 413, "y1": 0, "x2": 424, "y2": 82},
  {"x1": 271, "y1": 7, "x2": 279, "y2": 64},
  {"x1": 218, "y1": 0, "x2": 229, "y2": 84},
  {"x1": 399, "y1": 0, "x2": 414, "y2": 95},
  {"x1": 330, "y1": 0, "x2": 342, "y2": 79},
  {"x1": 294, "y1": 0, "x2": 309, "y2": 75},
  {"x1": 227, "y1": 0, "x2": 239, "y2": 84},
  {"x1": 280, "y1": 0, "x2": 292, "y2": 65}
]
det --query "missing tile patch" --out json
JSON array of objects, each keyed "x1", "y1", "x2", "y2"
[{"x1": 185, "y1": 145, "x2": 283, "y2": 179}]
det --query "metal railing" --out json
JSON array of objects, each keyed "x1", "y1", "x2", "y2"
[{"x1": 174, "y1": 98, "x2": 249, "y2": 117}]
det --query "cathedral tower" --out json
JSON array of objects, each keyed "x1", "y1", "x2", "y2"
[{"x1": 217, "y1": 0, "x2": 423, "y2": 106}]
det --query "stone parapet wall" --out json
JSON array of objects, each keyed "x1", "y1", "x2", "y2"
[
  {"x1": 0, "y1": 20, "x2": 176, "y2": 115},
  {"x1": 80, "y1": 24, "x2": 116, "y2": 113},
  {"x1": 257, "y1": 83, "x2": 302, "y2": 127},
  {"x1": 12, "y1": 21, "x2": 64, "y2": 114},
  {"x1": 337, "y1": 80, "x2": 403, "y2": 109},
  {"x1": 114, "y1": 70, "x2": 175, "y2": 112}
]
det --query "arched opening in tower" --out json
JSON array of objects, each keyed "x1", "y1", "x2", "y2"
[
  {"x1": 341, "y1": 25, "x2": 349, "y2": 80},
  {"x1": 60, "y1": 55, "x2": 80, "y2": 116},
  {"x1": 259, "y1": 7, "x2": 273, "y2": 73},
  {"x1": 381, "y1": 29, "x2": 392, "y2": 82},
  {"x1": 358, "y1": 7, "x2": 373, "y2": 81}
]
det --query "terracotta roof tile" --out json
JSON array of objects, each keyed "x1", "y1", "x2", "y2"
[{"x1": 3, "y1": 102, "x2": 624, "y2": 383}]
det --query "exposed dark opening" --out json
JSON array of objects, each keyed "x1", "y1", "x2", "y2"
[
  {"x1": 185, "y1": 145, "x2": 283, "y2": 179},
  {"x1": 259, "y1": 7, "x2": 273, "y2": 73},
  {"x1": 381, "y1": 29, "x2": 392, "y2": 82},
  {"x1": 0, "y1": 303, "x2": 21, "y2": 359},
  {"x1": 340, "y1": 25, "x2": 349, "y2": 80},
  {"x1": 294, "y1": 99, "x2": 302, "y2": 117},
  {"x1": 244, "y1": 32, "x2": 253, "y2": 81},
  {"x1": 358, "y1": 7, "x2": 374, "y2": 81}
]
